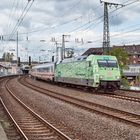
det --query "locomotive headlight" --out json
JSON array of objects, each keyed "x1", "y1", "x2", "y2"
[
  {"x1": 100, "y1": 75, "x2": 104, "y2": 79},
  {"x1": 116, "y1": 76, "x2": 120, "y2": 80}
]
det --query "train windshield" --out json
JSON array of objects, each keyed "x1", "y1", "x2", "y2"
[
  {"x1": 98, "y1": 60, "x2": 108, "y2": 67},
  {"x1": 25, "y1": 67, "x2": 29, "y2": 69},
  {"x1": 107, "y1": 60, "x2": 118, "y2": 68},
  {"x1": 98, "y1": 60, "x2": 118, "y2": 68}
]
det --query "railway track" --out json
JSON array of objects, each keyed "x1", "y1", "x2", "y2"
[
  {"x1": 0, "y1": 77, "x2": 26, "y2": 140},
  {"x1": 120, "y1": 88, "x2": 140, "y2": 93},
  {"x1": 2, "y1": 78, "x2": 73, "y2": 140},
  {"x1": 0, "y1": 98, "x2": 26, "y2": 140},
  {"x1": 28, "y1": 76, "x2": 140, "y2": 103},
  {"x1": 19, "y1": 77, "x2": 140, "y2": 128},
  {"x1": 93, "y1": 91, "x2": 140, "y2": 103},
  {"x1": 25, "y1": 76, "x2": 140, "y2": 104}
]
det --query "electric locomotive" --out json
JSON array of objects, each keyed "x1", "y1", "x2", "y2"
[
  {"x1": 21, "y1": 65, "x2": 30, "y2": 74},
  {"x1": 30, "y1": 55, "x2": 121, "y2": 92},
  {"x1": 55, "y1": 55, "x2": 121, "y2": 91}
]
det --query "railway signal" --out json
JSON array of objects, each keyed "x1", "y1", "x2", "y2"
[
  {"x1": 29, "y1": 56, "x2": 31, "y2": 66},
  {"x1": 17, "y1": 57, "x2": 20, "y2": 67}
]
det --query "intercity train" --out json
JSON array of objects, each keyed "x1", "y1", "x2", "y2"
[
  {"x1": 30, "y1": 55, "x2": 121, "y2": 91},
  {"x1": 21, "y1": 65, "x2": 30, "y2": 74}
]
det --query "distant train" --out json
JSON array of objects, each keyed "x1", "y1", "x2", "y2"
[
  {"x1": 30, "y1": 63, "x2": 54, "y2": 80},
  {"x1": 30, "y1": 55, "x2": 121, "y2": 92},
  {"x1": 21, "y1": 65, "x2": 30, "y2": 74}
]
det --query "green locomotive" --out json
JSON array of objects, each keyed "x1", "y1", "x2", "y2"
[{"x1": 55, "y1": 55, "x2": 121, "y2": 91}]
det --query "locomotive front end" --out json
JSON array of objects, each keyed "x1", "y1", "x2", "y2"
[{"x1": 97, "y1": 57, "x2": 121, "y2": 91}]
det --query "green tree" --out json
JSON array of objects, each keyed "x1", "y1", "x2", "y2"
[
  {"x1": 109, "y1": 47, "x2": 129, "y2": 88},
  {"x1": 109, "y1": 47, "x2": 129, "y2": 69},
  {"x1": 136, "y1": 74, "x2": 140, "y2": 84},
  {"x1": 2, "y1": 52, "x2": 14, "y2": 62}
]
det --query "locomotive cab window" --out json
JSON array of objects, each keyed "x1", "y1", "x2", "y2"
[
  {"x1": 98, "y1": 60, "x2": 118, "y2": 68},
  {"x1": 98, "y1": 60, "x2": 108, "y2": 67},
  {"x1": 107, "y1": 60, "x2": 118, "y2": 68}
]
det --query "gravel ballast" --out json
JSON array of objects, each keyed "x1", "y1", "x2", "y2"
[
  {"x1": 26, "y1": 78, "x2": 140, "y2": 115},
  {"x1": 1, "y1": 77, "x2": 140, "y2": 140}
]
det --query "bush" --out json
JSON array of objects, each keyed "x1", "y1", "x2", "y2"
[{"x1": 121, "y1": 78, "x2": 130, "y2": 89}]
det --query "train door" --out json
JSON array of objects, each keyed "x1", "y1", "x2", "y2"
[{"x1": 92, "y1": 59, "x2": 99, "y2": 88}]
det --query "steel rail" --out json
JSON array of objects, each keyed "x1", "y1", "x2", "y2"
[
  {"x1": 0, "y1": 97, "x2": 28, "y2": 140},
  {"x1": 105, "y1": 92, "x2": 140, "y2": 103},
  {"x1": 5, "y1": 78, "x2": 72, "y2": 140},
  {"x1": 120, "y1": 88, "x2": 140, "y2": 93},
  {"x1": 27, "y1": 75, "x2": 140, "y2": 103},
  {"x1": 19, "y1": 77, "x2": 140, "y2": 128}
]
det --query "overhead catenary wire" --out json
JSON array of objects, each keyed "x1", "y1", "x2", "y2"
[
  {"x1": 34, "y1": 0, "x2": 140, "y2": 38},
  {"x1": 13, "y1": 0, "x2": 34, "y2": 33},
  {"x1": 2, "y1": 16, "x2": 83, "y2": 38},
  {"x1": 4, "y1": 2, "x2": 99, "y2": 36},
  {"x1": 65, "y1": 1, "x2": 140, "y2": 47},
  {"x1": 9, "y1": 0, "x2": 34, "y2": 40},
  {"x1": 7, "y1": 0, "x2": 17, "y2": 35},
  {"x1": 2, "y1": 0, "x2": 140, "y2": 41},
  {"x1": 6, "y1": 0, "x2": 25, "y2": 52},
  {"x1": 44, "y1": 0, "x2": 140, "y2": 43},
  {"x1": 72, "y1": 0, "x2": 140, "y2": 46},
  {"x1": 9, "y1": 0, "x2": 32, "y2": 39},
  {"x1": 8, "y1": 2, "x2": 30, "y2": 40},
  {"x1": 1, "y1": 0, "x2": 140, "y2": 61},
  {"x1": 81, "y1": 0, "x2": 140, "y2": 33},
  {"x1": 3, "y1": 0, "x2": 82, "y2": 39},
  {"x1": 3, "y1": 1, "x2": 103, "y2": 38}
]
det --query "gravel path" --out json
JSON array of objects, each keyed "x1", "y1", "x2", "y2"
[{"x1": 4, "y1": 77, "x2": 139, "y2": 140}]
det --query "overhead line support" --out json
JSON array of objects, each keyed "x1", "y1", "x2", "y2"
[{"x1": 100, "y1": 0, "x2": 123, "y2": 55}]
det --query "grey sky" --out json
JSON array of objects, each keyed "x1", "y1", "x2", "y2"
[{"x1": 0, "y1": 0, "x2": 140, "y2": 61}]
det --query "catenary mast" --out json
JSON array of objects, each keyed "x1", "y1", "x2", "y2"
[{"x1": 100, "y1": 0, "x2": 123, "y2": 54}]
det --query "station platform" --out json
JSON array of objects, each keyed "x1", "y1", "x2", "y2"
[
  {"x1": 130, "y1": 86, "x2": 140, "y2": 91},
  {"x1": 0, "y1": 122, "x2": 8, "y2": 140}
]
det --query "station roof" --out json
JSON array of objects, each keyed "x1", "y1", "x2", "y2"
[
  {"x1": 82, "y1": 48, "x2": 103, "y2": 56},
  {"x1": 82, "y1": 44, "x2": 140, "y2": 56},
  {"x1": 123, "y1": 72, "x2": 139, "y2": 77}
]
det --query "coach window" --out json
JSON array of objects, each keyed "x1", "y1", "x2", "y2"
[
  {"x1": 46, "y1": 67, "x2": 50, "y2": 72},
  {"x1": 40, "y1": 68, "x2": 44, "y2": 72},
  {"x1": 42, "y1": 68, "x2": 45, "y2": 72},
  {"x1": 47, "y1": 67, "x2": 50, "y2": 72},
  {"x1": 41, "y1": 68, "x2": 47, "y2": 72},
  {"x1": 131, "y1": 68, "x2": 135, "y2": 72},
  {"x1": 48, "y1": 68, "x2": 50, "y2": 72},
  {"x1": 51, "y1": 66, "x2": 53, "y2": 72}
]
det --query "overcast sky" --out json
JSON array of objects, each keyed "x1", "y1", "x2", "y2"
[{"x1": 0, "y1": 0, "x2": 140, "y2": 61}]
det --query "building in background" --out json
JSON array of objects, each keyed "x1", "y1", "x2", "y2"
[
  {"x1": 113, "y1": 44, "x2": 140, "y2": 65},
  {"x1": 82, "y1": 44, "x2": 140, "y2": 85},
  {"x1": 83, "y1": 44, "x2": 140, "y2": 65}
]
